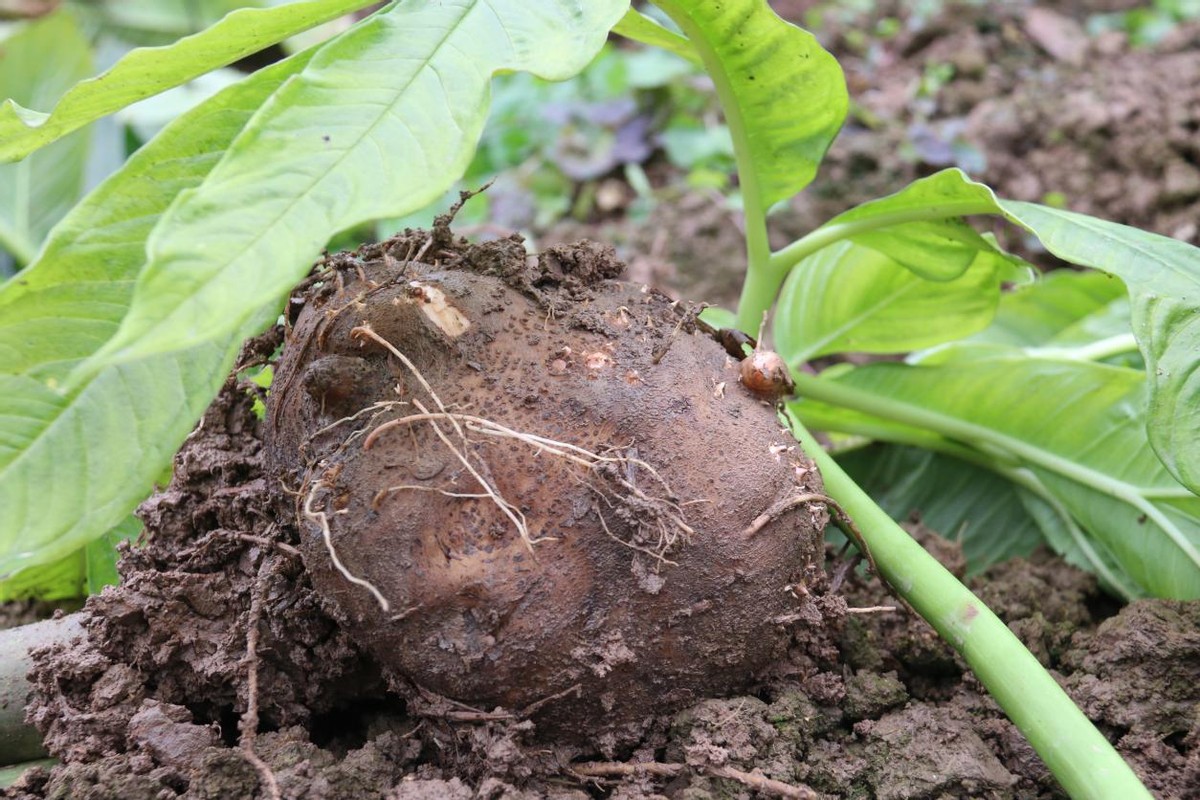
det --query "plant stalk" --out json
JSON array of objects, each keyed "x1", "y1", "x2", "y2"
[
  {"x1": 790, "y1": 404, "x2": 1140, "y2": 600},
  {"x1": 0, "y1": 613, "x2": 83, "y2": 766},
  {"x1": 788, "y1": 419, "x2": 1154, "y2": 800}
]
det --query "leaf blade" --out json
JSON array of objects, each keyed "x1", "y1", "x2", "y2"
[
  {"x1": 652, "y1": 0, "x2": 847, "y2": 208},
  {"x1": 801, "y1": 358, "x2": 1200, "y2": 599},
  {"x1": 775, "y1": 239, "x2": 1001, "y2": 364},
  {"x1": 801, "y1": 167, "x2": 1200, "y2": 494},
  {"x1": 996, "y1": 201, "x2": 1200, "y2": 494},
  {"x1": 0, "y1": 12, "x2": 93, "y2": 262},
  {"x1": 0, "y1": 51, "x2": 315, "y2": 576},
  {"x1": 83, "y1": 0, "x2": 628, "y2": 370},
  {"x1": 0, "y1": 0, "x2": 375, "y2": 162}
]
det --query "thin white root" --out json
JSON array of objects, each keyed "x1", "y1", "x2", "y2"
[
  {"x1": 351, "y1": 324, "x2": 543, "y2": 553},
  {"x1": 303, "y1": 481, "x2": 392, "y2": 612},
  {"x1": 740, "y1": 492, "x2": 833, "y2": 537},
  {"x1": 365, "y1": 409, "x2": 693, "y2": 562}
]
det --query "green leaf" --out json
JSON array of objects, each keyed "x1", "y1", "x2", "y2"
[
  {"x1": 84, "y1": 0, "x2": 627, "y2": 369},
  {"x1": 0, "y1": 12, "x2": 92, "y2": 264},
  {"x1": 996, "y1": 201, "x2": 1200, "y2": 495},
  {"x1": 966, "y1": 269, "x2": 1127, "y2": 348},
  {"x1": 0, "y1": 0, "x2": 376, "y2": 162},
  {"x1": 0, "y1": 543, "x2": 84, "y2": 602},
  {"x1": 652, "y1": 0, "x2": 847, "y2": 208},
  {"x1": 836, "y1": 444, "x2": 1046, "y2": 576},
  {"x1": 0, "y1": 513, "x2": 139, "y2": 601},
  {"x1": 0, "y1": 0, "x2": 626, "y2": 576},
  {"x1": 772, "y1": 168, "x2": 1008, "y2": 282},
  {"x1": 915, "y1": 268, "x2": 1139, "y2": 369},
  {"x1": 86, "y1": 515, "x2": 141, "y2": 595},
  {"x1": 787, "y1": 167, "x2": 1200, "y2": 495},
  {"x1": 790, "y1": 399, "x2": 1140, "y2": 599},
  {"x1": 1013, "y1": 488, "x2": 1136, "y2": 601},
  {"x1": 775, "y1": 240, "x2": 1001, "y2": 363},
  {"x1": 93, "y1": 0, "x2": 266, "y2": 42},
  {"x1": 794, "y1": 358, "x2": 1200, "y2": 599},
  {"x1": 0, "y1": 50, "x2": 316, "y2": 578}
]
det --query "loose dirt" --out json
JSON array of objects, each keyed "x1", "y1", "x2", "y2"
[{"x1": 4, "y1": 234, "x2": 1198, "y2": 800}]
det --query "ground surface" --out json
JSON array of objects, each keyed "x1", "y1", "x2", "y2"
[{"x1": 5, "y1": 1, "x2": 1200, "y2": 798}]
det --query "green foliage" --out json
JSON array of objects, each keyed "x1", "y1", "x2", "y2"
[
  {"x1": 1087, "y1": 0, "x2": 1200, "y2": 46},
  {"x1": 0, "y1": 13, "x2": 92, "y2": 266},
  {"x1": 836, "y1": 444, "x2": 1047, "y2": 577},
  {"x1": 653, "y1": 0, "x2": 846, "y2": 210},
  {"x1": 0, "y1": 0, "x2": 375, "y2": 162},
  {"x1": 774, "y1": 240, "x2": 1002, "y2": 363},
  {"x1": 0, "y1": 0, "x2": 626, "y2": 579},
  {"x1": 791, "y1": 357, "x2": 1199, "y2": 599},
  {"x1": 0, "y1": 48, "x2": 315, "y2": 577},
  {"x1": 0, "y1": 514, "x2": 138, "y2": 601}
]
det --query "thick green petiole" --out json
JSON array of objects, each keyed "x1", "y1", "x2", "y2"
[{"x1": 787, "y1": 419, "x2": 1154, "y2": 800}]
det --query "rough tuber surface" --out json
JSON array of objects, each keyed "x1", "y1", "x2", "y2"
[{"x1": 265, "y1": 232, "x2": 827, "y2": 742}]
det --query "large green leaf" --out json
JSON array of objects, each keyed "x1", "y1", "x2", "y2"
[
  {"x1": 997, "y1": 201, "x2": 1200, "y2": 495},
  {"x1": 773, "y1": 167, "x2": 1004, "y2": 281},
  {"x1": 916, "y1": 268, "x2": 1138, "y2": 369},
  {"x1": 651, "y1": 0, "x2": 846, "y2": 208},
  {"x1": 774, "y1": 239, "x2": 1001, "y2": 364},
  {"x1": 790, "y1": 400, "x2": 1140, "y2": 599},
  {"x1": 0, "y1": 0, "x2": 376, "y2": 162},
  {"x1": 0, "y1": 51, "x2": 316, "y2": 577},
  {"x1": 794, "y1": 358, "x2": 1200, "y2": 599},
  {"x1": 83, "y1": 0, "x2": 627, "y2": 369},
  {"x1": 0, "y1": 0, "x2": 626, "y2": 576},
  {"x1": 0, "y1": 514, "x2": 139, "y2": 601},
  {"x1": 88, "y1": 0, "x2": 265, "y2": 43},
  {"x1": 0, "y1": 12, "x2": 92, "y2": 264},
  {"x1": 797, "y1": 168, "x2": 1200, "y2": 495}
]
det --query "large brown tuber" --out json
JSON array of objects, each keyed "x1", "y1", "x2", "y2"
[{"x1": 264, "y1": 234, "x2": 827, "y2": 743}]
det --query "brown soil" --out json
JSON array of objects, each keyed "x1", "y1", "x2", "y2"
[{"x1": 4, "y1": 235, "x2": 1198, "y2": 800}]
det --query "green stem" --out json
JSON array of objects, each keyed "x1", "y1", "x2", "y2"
[
  {"x1": 792, "y1": 405, "x2": 1139, "y2": 600},
  {"x1": 650, "y1": 1, "x2": 774, "y2": 334},
  {"x1": 791, "y1": 370, "x2": 1200, "y2": 571},
  {"x1": 788, "y1": 419, "x2": 1153, "y2": 800}
]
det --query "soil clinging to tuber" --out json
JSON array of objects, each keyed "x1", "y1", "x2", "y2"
[{"x1": 265, "y1": 229, "x2": 828, "y2": 742}]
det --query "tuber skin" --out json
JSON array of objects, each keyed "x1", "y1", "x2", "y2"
[{"x1": 265, "y1": 237, "x2": 827, "y2": 744}]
